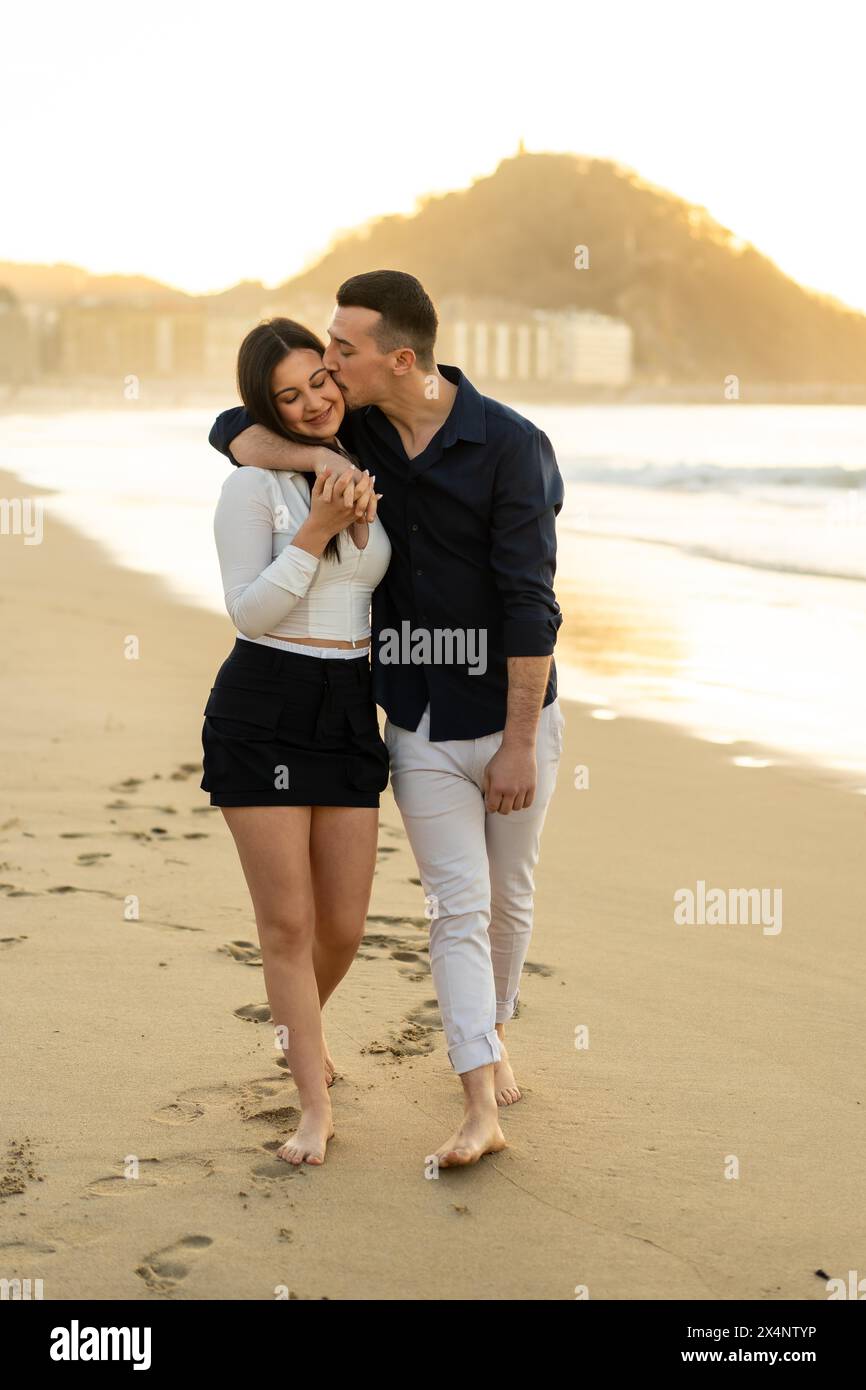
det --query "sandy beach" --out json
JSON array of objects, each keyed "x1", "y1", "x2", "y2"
[{"x1": 1, "y1": 466, "x2": 864, "y2": 1302}]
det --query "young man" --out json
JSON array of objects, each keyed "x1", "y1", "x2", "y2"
[{"x1": 209, "y1": 270, "x2": 565, "y2": 1167}]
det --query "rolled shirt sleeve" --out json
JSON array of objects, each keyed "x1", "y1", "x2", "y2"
[
  {"x1": 209, "y1": 406, "x2": 255, "y2": 466},
  {"x1": 213, "y1": 468, "x2": 319, "y2": 639},
  {"x1": 489, "y1": 426, "x2": 564, "y2": 656}
]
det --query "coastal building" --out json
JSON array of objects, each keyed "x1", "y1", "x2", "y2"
[
  {"x1": 37, "y1": 294, "x2": 632, "y2": 392},
  {"x1": 57, "y1": 302, "x2": 207, "y2": 379},
  {"x1": 0, "y1": 288, "x2": 39, "y2": 383},
  {"x1": 437, "y1": 296, "x2": 632, "y2": 387}
]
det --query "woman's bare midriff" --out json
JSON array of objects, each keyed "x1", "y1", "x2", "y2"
[{"x1": 264, "y1": 634, "x2": 371, "y2": 649}]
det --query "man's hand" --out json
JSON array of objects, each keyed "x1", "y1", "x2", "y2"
[
  {"x1": 482, "y1": 655, "x2": 551, "y2": 813},
  {"x1": 481, "y1": 741, "x2": 537, "y2": 814}
]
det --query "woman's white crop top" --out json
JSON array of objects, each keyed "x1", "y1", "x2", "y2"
[{"x1": 213, "y1": 466, "x2": 391, "y2": 643}]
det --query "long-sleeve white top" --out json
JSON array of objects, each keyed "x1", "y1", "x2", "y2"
[{"x1": 213, "y1": 466, "x2": 391, "y2": 643}]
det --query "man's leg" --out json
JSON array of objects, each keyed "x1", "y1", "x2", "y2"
[
  {"x1": 385, "y1": 708, "x2": 506, "y2": 1166},
  {"x1": 483, "y1": 697, "x2": 565, "y2": 1104}
]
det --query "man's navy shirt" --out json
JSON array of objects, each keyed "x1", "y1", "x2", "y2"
[{"x1": 208, "y1": 363, "x2": 564, "y2": 741}]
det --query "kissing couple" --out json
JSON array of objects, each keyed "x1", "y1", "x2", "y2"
[{"x1": 202, "y1": 269, "x2": 565, "y2": 1169}]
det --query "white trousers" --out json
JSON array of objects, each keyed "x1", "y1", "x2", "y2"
[{"x1": 383, "y1": 698, "x2": 565, "y2": 1073}]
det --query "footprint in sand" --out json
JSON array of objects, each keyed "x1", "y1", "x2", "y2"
[
  {"x1": 363, "y1": 1001, "x2": 440, "y2": 1059},
  {"x1": 242, "y1": 1101, "x2": 301, "y2": 1129},
  {"x1": 389, "y1": 946, "x2": 432, "y2": 980},
  {"x1": 407, "y1": 1000, "x2": 442, "y2": 1031},
  {"x1": 364, "y1": 932, "x2": 427, "y2": 953},
  {"x1": 523, "y1": 960, "x2": 555, "y2": 977},
  {"x1": 221, "y1": 940, "x2": 262, "y2": 967},
  {"x1": 249, "y1": 1148, "x2": 306, "y2": 1181},
  {"x1": 0, "y1": 1238, "x2": 57, "y2": 1256},
  {"x1": 169, "y1": 763, "x2": 202, "y2": 781},
  {"x1": 234, "y1": 1002, "x2": 271, "y2": 1023},
  {"x1": 0, "y1": 1138, "x2": 43, "y2": 1197},
  {"x1": 169, "y1": 1077, "x2": 291, "y2": 1117},
  {"x1": 149, "y1": 1078, "x2": 295, "y2": 1151},
  {"x1": 86, "y1": 1155, "x2": 215, "y2": 1196},
  {"x1": 367, "y1": 912, "x2": 429, "y2": 929},
  {"x1": 151, "y1": 1101, "x2": 205, "y2": 1126},
  {"x1": 76, "y1": 852, "x2": 111, "y2": 865},
  {"x1": 135, "y1": 1234, "x2": 214, "y2": 1292}
]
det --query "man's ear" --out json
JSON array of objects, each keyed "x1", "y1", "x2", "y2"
[{"x1": 392, "y1": 347, "x2": 417, "y2": 377}]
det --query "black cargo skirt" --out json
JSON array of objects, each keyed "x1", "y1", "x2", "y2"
[{"x1": 200, "y1": 639, "x2": 391, "y2": 807}]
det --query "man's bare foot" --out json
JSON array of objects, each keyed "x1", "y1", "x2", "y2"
[
  {"x1": 493, "y1": 1040, "x2": 521, "y2": 1106},
  {"x1": 277, "y1": 1105, "x2": 334, "y2": 1166},
  {"x1": 432, "y1": 1108, "x2": 507, "y2": 1168}
]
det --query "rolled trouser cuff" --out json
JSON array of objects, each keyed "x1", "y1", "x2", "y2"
[
  {"x1": 495, "y1": 989, "x2": 518, "y2": 1024},
  {"x1": 448, "y1": 1029, "x2": 501, "y2": 1074}
]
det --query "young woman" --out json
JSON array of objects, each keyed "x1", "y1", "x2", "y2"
[{"x1": 201, "y1": 319, "x2": 391, "y2": 1166}]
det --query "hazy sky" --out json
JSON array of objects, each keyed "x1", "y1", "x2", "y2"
[{"x1": 5, "y1": 0, "x2": 865, "y2": 309}]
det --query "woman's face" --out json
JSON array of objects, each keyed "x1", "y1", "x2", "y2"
[{"x1": 270, "y1": 349, "x2": 345, "y2": 437}]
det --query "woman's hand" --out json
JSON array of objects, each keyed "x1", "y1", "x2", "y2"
[
  {"x1": 313, "y1": 454, "x2": 381, "y2": 523},
  {"x1": 308, "y1": 467, "x2": 366, "y2": 537},
  {"x1": 293, "y1": 467, "x2": 382, "y2": 558}
]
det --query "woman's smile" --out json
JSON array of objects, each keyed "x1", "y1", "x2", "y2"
[{"x1": 305, "y1": 403, "x2": 334, "y2": 427}]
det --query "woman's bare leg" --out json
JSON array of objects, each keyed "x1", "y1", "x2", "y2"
[
  {"x1": 221, "y1": 806, "x2": 332, "y2": 1165},
  {"x1": 310, "y1": 806, "x2": 379, "y2": 1073}
]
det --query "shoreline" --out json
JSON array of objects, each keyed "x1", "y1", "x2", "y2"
[
  {"x1": 2, "y1": 462, "x2": 863, "y2": 798},
  {"x1": 5, "y1": 379, "x2": 866, "y2": 415},
  {"x1": 2, "y1": 468, "x2": 865, "y2": 1298}
]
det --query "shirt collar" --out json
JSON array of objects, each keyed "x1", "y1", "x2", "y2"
[
  {"x1": 437, "y1": 363, "x2": 487, "y2": 446},
  {"x1": 362, "y1": 362, "x2": 486, "y2": 449}
]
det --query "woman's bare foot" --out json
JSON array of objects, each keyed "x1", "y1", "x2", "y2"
[
  {"x1": 277, "y1": 1103, "x2": 334, "y2": 1166},
  {"x1": 432, "y1": 1107, "x2": 507, "y2": 1168},
  {"x1": 322, "y1": 1032, "x2": 337, "y2": 1086},
  {"x1": 493, "y1": 1040, "x2": 521, "y2": 1106}
]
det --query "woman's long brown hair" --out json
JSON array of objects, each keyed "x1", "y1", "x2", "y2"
[{"x1": 236, "y1": 317, "x2": 357, "y2": 562}]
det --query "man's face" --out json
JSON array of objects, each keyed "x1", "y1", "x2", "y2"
[{"x1": 323, "y1": 304, "x2": 393, "y2": 409}]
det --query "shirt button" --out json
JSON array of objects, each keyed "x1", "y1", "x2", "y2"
[
  {"x1": 411, "y1": 523, "x2": 418, "y2": 531},
  {"x1": 415, "y1": 568, "x2": 423, "y2": 576}
]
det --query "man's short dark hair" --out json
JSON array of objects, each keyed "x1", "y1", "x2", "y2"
[{"x1": 336, "y1": 270, "x2": 438, "y2": 370}]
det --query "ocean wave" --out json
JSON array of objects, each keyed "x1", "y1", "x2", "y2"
[
  {"x1": 568, "y1": 527, "x2": 866, "y2": 584},
  {"x1": 560, "y1": 460, "x2": 866, "y2": 492}
]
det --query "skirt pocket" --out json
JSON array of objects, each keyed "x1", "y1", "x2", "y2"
[
  {"x1": 201, "y1": 684, "x2": 288, "y2": 792},
  {"x1": 203, "y1": 684, "x2": 286, "y2": 734},
  {"x1": 344, "y1": 700, "x2": 391, "y2": 793}
]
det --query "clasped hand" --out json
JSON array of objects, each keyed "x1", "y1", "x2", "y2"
[{"x1": 310, "y1": 459, "x2": 382, "y2": 536}]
